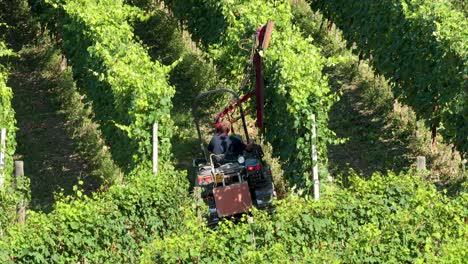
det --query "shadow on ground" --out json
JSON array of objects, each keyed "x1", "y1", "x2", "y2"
[
  {"x1": 326, "y1": 62, "x2": 415, "y2": 182},
  {"x1": 9, "y1": 45, "x2": 91, "y2": 212}
]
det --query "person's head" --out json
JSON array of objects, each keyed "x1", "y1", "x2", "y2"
[{"x1": 218, "y1": 119, "x2": 231, "y2": 134}]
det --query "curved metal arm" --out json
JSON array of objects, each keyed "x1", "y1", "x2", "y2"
[{"x1": 192, "y1": 88, "x2": 250, "y2": 161}]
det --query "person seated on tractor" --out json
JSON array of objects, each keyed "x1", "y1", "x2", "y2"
[{"x1": 208, "y1": 119, "x2": 253, "y2": 162}]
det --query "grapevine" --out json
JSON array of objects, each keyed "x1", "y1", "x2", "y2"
[
  {"x1": 166, "y1": 0, "x2": 337, "y2": 186},
  {"x1": 46, "y1": 0, "x2": 175, "y2": 173},
  {"x1": 0, "y1": 41, "x2": 18, "y2": 236},
  {"x1": 0, "y1": 1, "x2": 466, "y2": 263},
  {"x1": 310, "y1": 0, "x2": 467, "y2": 155}
]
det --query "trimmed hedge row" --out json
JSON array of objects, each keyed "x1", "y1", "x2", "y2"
[
  {"x1": 143, "y1": 172, "x2": 468, "y2": 263},
  {"x1": 0, "y1": 41, "x2": 18, "y2": 236},
  {"x1": 310, "y1": 0, "x2": 467, "y2": 155},
  {"x1": 131, "y1": 9, "x2": 220, "y2": 113},
  {"x1": 51, "y1": 49, "x2": 123, "y2": 189},
  {"x1": 291, "y1": 0, "x2": 465, "y2": 181},
  {"x1": 165, "y1": 0, "x2": 337, "y2": 187},
  {"x1": 44, "y1": 0, "x2": 175, "y2": 174},
  {"x1": 0, "y1": 169, "x2": 192, "y2": 263}
]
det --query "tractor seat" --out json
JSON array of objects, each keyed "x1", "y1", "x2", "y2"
[
  {"x1": 218, "y1": 162, "x2": 243, "y2": 174},
  {"x1": 212, "y1": 152, "x2": 240, "y2": 168}
]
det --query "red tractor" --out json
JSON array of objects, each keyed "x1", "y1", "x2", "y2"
[
  {"x1": 191, "y1": 22, "x2": 275, "y2": 225},
  {"x1": 192, "y1": 89, "x2": 275, "y2": 225}
]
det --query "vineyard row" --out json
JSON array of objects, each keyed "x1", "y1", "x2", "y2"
[{"x1": 310, "y1": 0, "x2": 467, "y2": 155}]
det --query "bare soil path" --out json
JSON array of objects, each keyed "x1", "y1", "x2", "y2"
[{"x1": 8, "y1": 44, "x2": 90, "y2": 212}]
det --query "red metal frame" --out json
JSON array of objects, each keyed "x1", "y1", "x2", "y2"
[
  {"x1": 215, "y1": 91, "x2": 254, "y2": 130},
  {"x1": 215, "y1": 21, "x2": 274, "y2": 130}
]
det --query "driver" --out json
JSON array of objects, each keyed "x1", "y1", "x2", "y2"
[{"x1": 208, "y1": 119, "x2": 253, "y2": 160}]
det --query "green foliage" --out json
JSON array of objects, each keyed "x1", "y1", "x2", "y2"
[
  {"x1": 163, "y1": 0, "x2": 226, "y2": 47},
  {"x1": 2, "y1": 2, "x2": 466, "y2": 263},
  {"x1": 42, "y1": 0, "x2": 175, "y2": 173},
  {"x1": 166, "y1": 0, "x2": 337, "y2": 187},
  {"x1": 132, "y1": 9, "x2": 220, "y2": 112},
  {"x1": 53, "y1": 52, "x2": 123, "y2": 186},
  {"x1": 133, "y1": 10, "x2": 186, "y2": 66},
  {"x1": 130, "y1": 8, "x2": 222, "y2": 176},
  {"x1": 310, "y1": 0, "x2": 468, "y2": 155},
  {"x1": 0, "y1": 0, "x2": 40, "y2": 51},
  {"x1": 290, "y1": 1, "x2": 465, "y2": 182},
  {"x1": 0, "y1": 42, "x2": 16, "y2": 178},
  {"x1": 1, "y1": 169, "x2": 192, "y2": 263},
  {"x1": 0, "y1": 41, "x2": 18, "y2": 236},
  {"x1": 0, "y1": 39, "x2": 29, "y2": 237},
  {"x1": 143, "y1": 172, "x2": 467, "y2": 263},
  {"x1": 448, "y1": 1, "x2": 467, "y2": 16}
]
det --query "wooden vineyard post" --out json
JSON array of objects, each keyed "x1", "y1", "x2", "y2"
[
  {"x1": 15, "y1": 161, "x2": 26, "y2": 224},
  {"x1": 0, "y1": 128, "x2": 5, "y2": 188},
  {"x1": 416, "y1": 156, "x2": 426, "y2": 171},
  {"x1": 415, "y1": 121, "x2": 420, "y2": 138},
  {"x1": 311, "y1": 114, "x2": 319, "y2": 200},
  {"x1": 153, "y1": 122, "x2": 158, "y2": 174}
]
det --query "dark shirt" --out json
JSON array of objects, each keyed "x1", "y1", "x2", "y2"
[{"x1": 208, "y1": 134, "x2": 246, "y2": 158}]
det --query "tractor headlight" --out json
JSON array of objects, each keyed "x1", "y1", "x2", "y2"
[{"x1": 237, "y1": 156, "x2": 245, "y2": 164}]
